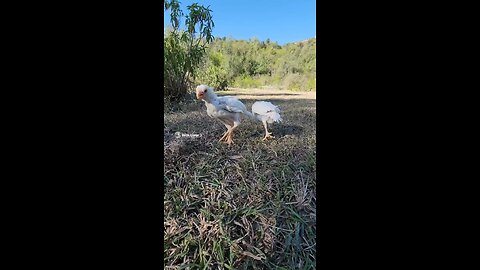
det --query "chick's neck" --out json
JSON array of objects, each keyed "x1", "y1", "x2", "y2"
[{"x1": 202, "y1": 91, "x2": 218, "y2": 104}]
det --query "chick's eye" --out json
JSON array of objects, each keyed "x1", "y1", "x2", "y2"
[{"x1": 204, "y1": 89, "x2": 208, "y2": 93}]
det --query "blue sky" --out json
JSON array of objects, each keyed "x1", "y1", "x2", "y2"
[{"x1": 164, "y1": 0, "x2": 316, "y2": 45}]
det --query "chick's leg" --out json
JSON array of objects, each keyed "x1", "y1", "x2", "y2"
[
  {"x1": 218, "y1": 119, "x2": 233, "y2": 142},
  {"x1": 219, "y1": 126, "x2": 231, "y2": 142},
  {"x1": 219, "y1": 131, "x2": 229, "y2": 142},
  {"x1": 262, "y1": 120, "x2": 274, "y2": 141},
  {"x1": 225, "y1": 116, "x2": 241, "y2": 145}
]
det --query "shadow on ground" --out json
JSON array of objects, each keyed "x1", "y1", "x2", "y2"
[{"x1": 274, "y1": 124, "x2": 304, "y2": 136}]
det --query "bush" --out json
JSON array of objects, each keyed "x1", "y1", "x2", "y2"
[
  {"x1": 233, "y1": 75, "x2": 261, "y2": 88},
  {"x1": 164, "y1": 0, "x2": 214, "y2": 100},
  {"x1": 197, "y1": 65, "x2": 229, "y2": 90},
  {"x1": 195, "y1": 51, "x2": 230, "y2": 90},
  {"x1": 306, "y1": 77, "x2": 316, "y2": 91},
  {"x1": 281, "y1": 73, "x2": 304, "y2": 91}
]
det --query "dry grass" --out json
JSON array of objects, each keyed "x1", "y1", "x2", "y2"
[{"x1": 164, "y1": 88, "x2": 316, "y2": 269}]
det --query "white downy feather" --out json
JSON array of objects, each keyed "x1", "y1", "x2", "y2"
[
  {"x1": 252, "y1": 101, "x2": 283, "y2": 124},
  {"x1": 197, "y1": 85, "x2": 255, "y2": 120}
]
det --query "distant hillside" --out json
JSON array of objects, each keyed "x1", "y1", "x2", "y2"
[
  {"x1": 289, "y1": 37, "x2": 316, "y2": 45},
  {"x1": 194, "y1": 36, "x2": 316, "y2": 91}
]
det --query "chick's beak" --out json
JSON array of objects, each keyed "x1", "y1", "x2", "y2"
[{"x1": 196, "y1": 91, "x2": 204, "y2": 99}]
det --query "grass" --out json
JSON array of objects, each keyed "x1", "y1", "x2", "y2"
[
  {"x1": 230, "y1": 75, "x2": 317, "y2": 92},
  {"x1": 164, "y1": 88, "x2": 316, "y2": 269}
]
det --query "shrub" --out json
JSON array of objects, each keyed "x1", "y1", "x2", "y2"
[
  {"x1": 164, "y1": 0, "x2": 214, "y2": 100},
  {"x1": 233, "y1": 75, "x2": 261, "y2": 88}
]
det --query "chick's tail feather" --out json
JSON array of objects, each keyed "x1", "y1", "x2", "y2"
[{"x1": 244, "y1": 110, "x2": 256, "y2": 120}]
